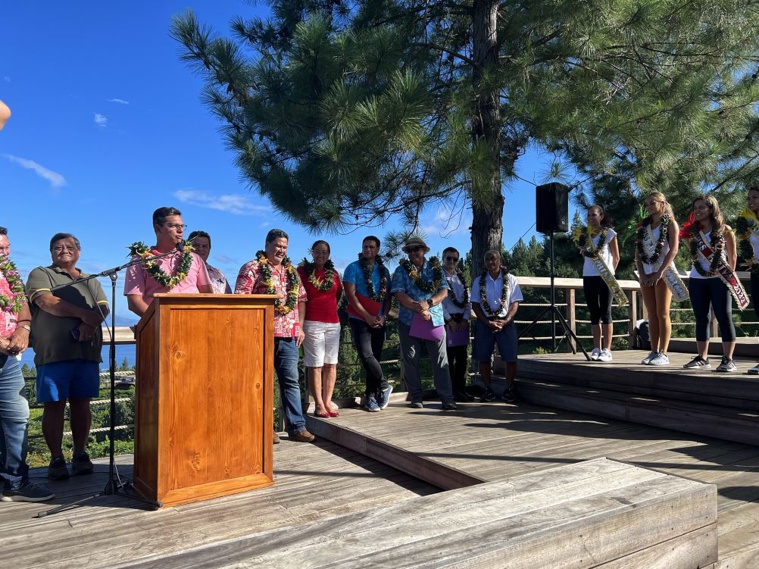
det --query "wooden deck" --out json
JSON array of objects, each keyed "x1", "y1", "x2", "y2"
[{"x1": 6, "y1": 350, "x2": 759, "y2": 568}]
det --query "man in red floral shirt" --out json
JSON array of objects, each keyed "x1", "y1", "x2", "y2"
[{"x1": 235, "y1": 229, "x2": 314, "y2": 443}]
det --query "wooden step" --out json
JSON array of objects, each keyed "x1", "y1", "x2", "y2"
[
  {"x1": 116, "y1": 458, "x2": 718, "y2": 569},
  {"x1": 517, "y1": 355, "x2": 759, "y2": 412},
  {"x1": 516, "y1": 377, "x2": 759, "y2": 446}
]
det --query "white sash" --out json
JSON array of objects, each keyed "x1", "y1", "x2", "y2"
[{"x1": 642, "y1": 226, "x2": 689, "y2": 301}]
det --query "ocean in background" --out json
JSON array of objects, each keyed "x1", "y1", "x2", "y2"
[{"x1": 20, "y1": 344, "x2": 137, "y2": 371}]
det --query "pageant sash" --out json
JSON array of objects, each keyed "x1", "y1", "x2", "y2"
[
  {"x1": 695, "y1": 231, "x2": 750, "y2": 310},
  {"x1": 643, "y1": 226, "x2": 689, "y2": 302},
  {"x1": 591, "y1": 255, "x2": 628, "y2": 306}
]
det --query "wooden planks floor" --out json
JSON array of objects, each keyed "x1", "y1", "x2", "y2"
[
  {"x1": 1, "y1": 437, "x2": 437, "y2": 569},
  {"x1": 309, "y1": 397, "x2": 759, "y2": 568}
]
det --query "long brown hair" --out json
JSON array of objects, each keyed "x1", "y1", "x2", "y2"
[{"x1": 692, "y1": 194, "x2": 724, "y2": 234}]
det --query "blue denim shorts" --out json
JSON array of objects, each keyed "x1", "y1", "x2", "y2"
[
  {"x1": 36, "y1": 360, "x2": 100, "y2": 402},
  {"x1": 472, "y1": 319, "x2": 518, "y2": 362}
]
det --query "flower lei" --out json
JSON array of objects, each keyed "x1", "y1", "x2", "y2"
[
  {"x1": 446, "y1": 269, "x2": 470, "y2": 309},
  {"x1": 571, "y1": 225, "x2": 608, "y2": 259},
  {"x1": 636, "y1": 213, "x2": 670, "y2": 265},
  {"x1": 478, "y1": 267, "x2": 510, "y2": 317},
  {"x1": 359, "y1": 254, "x2": 388, "y2": 302},
  {"x1": 257, "y1": 250, "x2": 299, "y2": 315},
  {"x1": 127, "y1": 241, "x2": 194, "y2": 287},
  {"x1": 736, "y1": 210, "x2": 759, "y2": 273},
  {"x1": 399, "y1": 257, "x2": 443, "y2": 294},
  {"x1": 0, "y1": 256, "x2": 27, "y2": 313},
  {"x1": 300, "y1": 258, "x2": 336, "y2": 291}
]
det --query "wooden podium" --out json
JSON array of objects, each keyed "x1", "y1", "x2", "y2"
[{"x1": 132, "y1": 293, "x2": 276, "y2": 507}]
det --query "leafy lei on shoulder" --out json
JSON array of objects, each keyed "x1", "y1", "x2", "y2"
[
  {"x1": 399, "y1": 257, "x2": 443, "y2": 294},
  {"x1": 299, "y1": 258, "x2": 336, "y2": 292},
  {"x1": 257, "y1": 251, "x2": 299, "y2": 315},
  {"x1": 737, "y1": 210, "x2": 759, "y2": 273},
  {"x1": 358, "y1": 254, "x2": 388, "y2": 302},
  {"x1": 636, "y1": 213, "x2": 669, "y2": 265},
  {"x1": 127, "y1": 241, "x2": 194, "y2": 288},
  {"x1": 446, "y1": 269, "x2": 470, "y2": 309},
  {"x1": 0, "y1": 256, "x2": 27, "y2": 313},
  {"x1": 478, "y1": 267, "x2": 510, "y2": 317},
  {"x1": 571, "y1": 225, "x2": 607, "y2": 259}
]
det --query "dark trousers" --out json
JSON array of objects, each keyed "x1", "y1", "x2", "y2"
[
  {"x1": 446, "y1": 344, "x2": 469, "y2": 394},
  {"x1": 688, "y1": 277, "x2": 735, "y2": 342},
  {"x1": 348, "y1": 318, "x2": 388, "y2": 396},
  {"x1": 583, "y1": 276, "x2": 612, "y2": 325}
]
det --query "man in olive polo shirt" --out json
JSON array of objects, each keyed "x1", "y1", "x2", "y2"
[{"x1": 26, "y1": 233, "x2": 109, "y2": 481}]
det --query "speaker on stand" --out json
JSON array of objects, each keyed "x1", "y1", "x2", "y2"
[{"x1": 520, "y1": 183, "x2": 590, "y2": 360}]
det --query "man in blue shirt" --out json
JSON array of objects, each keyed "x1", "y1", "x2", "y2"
[
  {"x1": 391, "y1": 236, "x2": 456, "y2": 410},
  {"x1": 343, "y1": 236, "x2": 393, "y2": 412}
]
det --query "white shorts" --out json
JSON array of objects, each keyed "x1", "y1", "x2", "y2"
[{"x1": 302, "y1": 321, "x2": 341, "y2": 367}]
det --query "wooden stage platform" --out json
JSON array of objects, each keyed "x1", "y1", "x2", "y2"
[{"x1": 5, "y1": 350, "x2": 759, "y2": 567}]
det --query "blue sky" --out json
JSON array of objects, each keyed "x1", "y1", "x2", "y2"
[{"x1": 1, "y1": 1, "x2": 578, "y2": 323}]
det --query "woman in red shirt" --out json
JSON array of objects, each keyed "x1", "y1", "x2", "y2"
[{"x1": 297, "y1": 241, "x2": 343, "y2": 417}]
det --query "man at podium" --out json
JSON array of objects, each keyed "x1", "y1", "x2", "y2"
[
  {"x1": 235, "y1": 229, "x2": 315, "y2": 443},
  {"x1": 124, "y1": 207, "x2": 213, "y2": 317}
]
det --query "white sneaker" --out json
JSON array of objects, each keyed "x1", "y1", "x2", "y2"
[
  {"x1": 597, "y1": 349, "x2": 613, "y2": 363},
  {"x1": 649, "y1": 353, "x2": 670, "y2": 366},
  {"x1": 641, "y1": 351, "x2": 657, "y2": 365},
  {"x1": 748, "y1": 364, "x2": 759, "y2": 375},
  {"x1": 590, "y1": 348, "x2": 601, "y2": 361}
]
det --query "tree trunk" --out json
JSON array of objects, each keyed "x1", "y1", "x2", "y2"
[{"x1": 470, "y1": 0, "x2": 502, "y2": 276}]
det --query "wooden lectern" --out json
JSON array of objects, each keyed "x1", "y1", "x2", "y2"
[{"x1": 132, "y1": 293, "x2": 276, "y2": 507}]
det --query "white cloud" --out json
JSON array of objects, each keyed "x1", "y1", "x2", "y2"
[
  {"x1": 94, "y1": 113, "x2": 108, "y2": 128},
  {"x1": 3, "y1": 154, "x2": 67, "y2": 188},
  {"x1": 107, "y1": 98, "x2": 130, "y2": 105},
  {"x1": 174, "y1": 189, "x2": 272, "y2": 216}
]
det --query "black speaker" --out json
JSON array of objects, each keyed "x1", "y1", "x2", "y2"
[{"x1": 536, "y1": 182, "x2": 570, "y2": 234}]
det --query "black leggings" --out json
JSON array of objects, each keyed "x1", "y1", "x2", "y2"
[
  {"x1": 583, "y1": 276, "x2": 612, "y2": 325},
  {"x1": 688, "y1": 277, "x2": 735, "y2": 342}
]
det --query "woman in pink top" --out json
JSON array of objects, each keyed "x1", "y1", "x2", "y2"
[{"x1": 297, "y1": 240, "x2": 343, "y2": 418}]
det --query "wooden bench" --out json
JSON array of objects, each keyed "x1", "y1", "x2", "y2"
[{"x1": 118, "y1": 458, "x2": 717, "y2": 568}]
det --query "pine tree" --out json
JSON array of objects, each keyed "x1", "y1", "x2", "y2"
[{"x1": 172, "y1": 0, "x2": 759, "y2": 274}]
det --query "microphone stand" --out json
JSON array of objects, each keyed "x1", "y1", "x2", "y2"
[{"x1": 35, "y1": 248, "x2": 181, "y2": 517}]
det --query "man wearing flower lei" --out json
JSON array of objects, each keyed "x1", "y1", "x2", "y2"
[
  {"x1": 188, "y1": 230, "x2": 232, "y2": 294},
  {"x1": 737, "y1": 186, "x2": 759, "y2": 374},
  {"x1": 235, "y1": 229, "x2": 314, "y2": 443},
  {"x1": 573, "y1": 205, "x2": 621, "y2": 363},
  {"x1": 124, "y1": 207, "x2": 213, "y2": 318},
  {"x1": 634, "y1": 192, "x2": 684, "y2": 367},
  {"x1": 343, "y1": 236, "x2": 394, "y2": 412},
  {"x1": 680, "y1": 195, "x2": 746, "y2": 373},
  {"x1": 26, "y1": 233, "x2": 110, "y2": 482},
  {"x1": 0, "y1": 227, "x2": 54, "y2": 502},
  {"x1": 441, "y1": 247, "x2": 473, "y2": 402},
  {"x1": 391, "y1": 236, "x2": 457, "y2": 410},
  {"x1": 297, "y1": 240, "x2": 343, "y2": 418},
  {"x1": 471, "y1": 250, "x2": 523, "y2": 404}
]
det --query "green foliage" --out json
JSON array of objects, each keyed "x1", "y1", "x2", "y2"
[{"x1": 173, "y1": 0, "x2": 759, "y2": 276}]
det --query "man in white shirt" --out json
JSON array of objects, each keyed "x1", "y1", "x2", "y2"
[{"x1": 471, "y1": 250, "x2": 523, "y2": 403}]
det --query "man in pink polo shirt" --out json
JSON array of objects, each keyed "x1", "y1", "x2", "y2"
[{"x1": 124, "y1": 207, "x2": 213, "y2": 318}]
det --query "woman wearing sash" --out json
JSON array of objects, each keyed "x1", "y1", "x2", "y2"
[
  {"x1": 635, "y1": 193, "x2": 681, "y2": 366},
  {"x1": 297, "y1": 240, "x2": 343, "y2": 417},
  {"x1": 681, "y1": 195, "x2": 741, "y2": 372},
  {"x1": 577, "y1": 205, "x2": 620, "y2": 362},
  {"x1": 737, "y1": 186, "x2": 759, "y2": 374}
]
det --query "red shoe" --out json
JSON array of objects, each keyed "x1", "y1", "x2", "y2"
[{"x1": 314, "y1": 409, "x2": 330, "y2": 418}]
